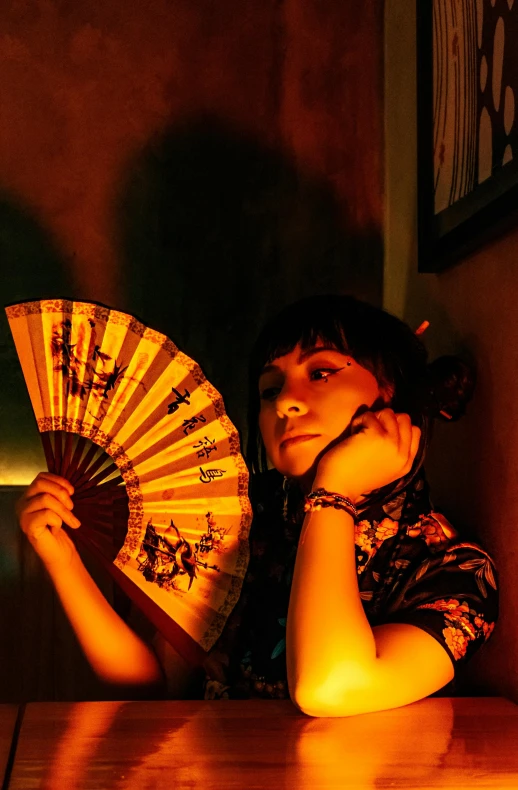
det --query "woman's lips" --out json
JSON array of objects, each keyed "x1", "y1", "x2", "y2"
[{"x1": 280, "y1": 434, "x2": 320, "y2": 449}]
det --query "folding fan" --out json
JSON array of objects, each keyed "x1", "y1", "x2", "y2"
[{"x1": 6, "y1": 298, "x2": 252, "y2": 666}]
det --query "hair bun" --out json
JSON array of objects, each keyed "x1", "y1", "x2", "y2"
[{"x1": 426, "y1": 355, "x2": 476, "y2": 422}]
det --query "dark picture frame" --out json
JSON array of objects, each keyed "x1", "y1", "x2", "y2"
[{"x1": 417, "y1": 1, "x2": 518, "y2": 272}]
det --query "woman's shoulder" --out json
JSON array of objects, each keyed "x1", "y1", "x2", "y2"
[
  {"x1": 368, "y1": 505, "x2": 498, "y2": 594},
  {"x1": 400, "y1": 509, "x2": 497, "y2": 572}
]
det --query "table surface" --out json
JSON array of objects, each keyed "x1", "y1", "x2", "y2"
[{"x1": 6, "y1": 697, "x2": 518, "y2": 789}]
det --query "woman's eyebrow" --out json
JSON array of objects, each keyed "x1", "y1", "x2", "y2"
[
  {"x1": 260, "y1": 345, "x2": 346, "y2": 376},
  {"x1": 297, "y1": 345, "x2": 345, "y2": 363}
]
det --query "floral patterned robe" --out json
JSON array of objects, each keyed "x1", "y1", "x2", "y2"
[{"x1": 197, "y1": 468, "x2": 498, "y2": 701}]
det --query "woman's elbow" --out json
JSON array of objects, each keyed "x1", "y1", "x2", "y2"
[
  {"x1": 289, "y1": 663, "x2": 373, "y2": 717},
  {"x1": 290, "y1": 681, "x2": 353, "y2": 718},
  {"x1": 97, "y1": 665, "x2": 165, "y2": 699},
  {"x1": 92, "y1": 648, "x2": 164, "y2": 691}
]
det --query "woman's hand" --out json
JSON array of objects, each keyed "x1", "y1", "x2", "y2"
[
  {"x1": 16, "y1": 472, "x2": 81, "y2": 571},
  {"x1": 314, "y1": 409, "x2": 421, "y2": 503}
]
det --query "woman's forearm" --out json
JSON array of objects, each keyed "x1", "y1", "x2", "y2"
[
  {"x1": 286, "y1": 486, "x2": 377, "y2": 713},
  {"x1": 46, "y1": 551, "x2": 163, "y2": 687}
]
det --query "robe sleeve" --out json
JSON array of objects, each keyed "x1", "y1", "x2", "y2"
[{"x1": 383, "y1": 532, "x2": 498, "y2": 668}]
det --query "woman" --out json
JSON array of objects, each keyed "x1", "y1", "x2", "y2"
[{"x1": 17, "y1": 295, "x2": 498, "y2": 714}]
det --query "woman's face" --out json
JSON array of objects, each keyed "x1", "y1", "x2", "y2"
[{"x1": 258, "y1": 343, "x2": 384, "y2": 479}]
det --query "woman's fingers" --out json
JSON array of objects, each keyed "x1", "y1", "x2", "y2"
[
  {"x1": 391, "y1": 413, "x2": 420, "y2": 471},
  {"x1": 22, "y1": 492, "x2": 81, "y2": 530},
  {"x1": 364, "y1": 409, "x2": 415, "y2": 449},
  {"x1": 318, "y1": 408, "x2": 423, "y2": 499},
  {"x1": 398, "y1": 424, "x2": 422, "y2": 475},
  {"x1": 351, "y1": 409, "x2": 391, "y2": 435},
  {"x1": 374, "y1": 408, "x2": 400, "y2": 441},
  {"x1": 32, "y1": 508, "x2": 65, "y2": 537},
  {"x1": 35, "y1": 471, "x2": 74, "y2": 496},
  {"x1": 351, "y1": 409, "x2": 419, "y2": 460},
  {"x1": 17, "y1": 471, "x2": 81, "y2": 542},
  {"x1": 395, "y1": 412, "x2": 412, "y2": 453},
  {"x1": 353, "y1": 409, "x2": 419, "y2": 471},
  {"x1": 20, "y1": 474, "x2": 75, "y2": 512},
  {"x1": 409, "y1": 425, "x2": 421, "y2": 465},
  {"x1": 31, "y1": 471, "x2": 74, "y2": 497},
  {"x1": 15, "y1": 473, "x2": 81, "y2": 570}
]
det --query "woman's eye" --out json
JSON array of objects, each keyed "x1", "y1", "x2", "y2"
[{"x1": 310, "y1": 368, "x2": 340, "y2": 382}]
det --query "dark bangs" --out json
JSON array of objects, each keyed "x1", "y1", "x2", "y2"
[{"x1": 246, "y1": 295, "x2": 430, "y2": 473}]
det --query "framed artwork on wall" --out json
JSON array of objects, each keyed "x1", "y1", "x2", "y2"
[{"x1": 417, "y1": 0, "x2": 518, "y2": 272}]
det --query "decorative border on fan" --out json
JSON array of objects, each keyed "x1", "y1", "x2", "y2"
[{"x1": 6, "y1": 299, "x2": 179, "y2": 350}]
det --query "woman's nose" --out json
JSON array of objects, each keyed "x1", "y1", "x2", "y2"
[{"x1": 275, "y1": 382, "x2": 309, "y2": 418}]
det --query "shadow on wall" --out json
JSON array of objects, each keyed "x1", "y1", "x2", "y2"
[
  {"x1": 117, "y1": 114, "x2": 383, "y2": 435},
  {"x1": 0, "y1": 190, "x2": 79, "y2": 319},
  {"x1": 0, "y1": 194, "x2": 80, "y2": 481}
]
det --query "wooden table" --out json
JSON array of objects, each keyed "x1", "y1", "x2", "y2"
[
  {"x1": 0, "y1": 705, "x2": 19, "y2": 789},
  {"x1": 6, "y1": 697, "x2": 518, "y2": 789}
]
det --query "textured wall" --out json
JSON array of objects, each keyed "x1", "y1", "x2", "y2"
[
  {"x1": 385, "y1": 0, "x2": 516, "y2": 702},
  {"x1": 1, "y1": 0, "x2": 384, "y2": 484}
]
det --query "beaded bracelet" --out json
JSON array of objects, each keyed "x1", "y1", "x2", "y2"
[{"x1": 304, "y1": 488, "x2": 358, "y2": 520}]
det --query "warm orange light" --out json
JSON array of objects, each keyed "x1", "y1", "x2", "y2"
[
  {"x1": 0, "y1": 465, "x2": 44, "y2": 486},
  {"x1": 415, "y1": 320, "x2": 430, "y2": 336},
  {"x1": 42, "y1": 702, "x2": 123, "y2": 790}
]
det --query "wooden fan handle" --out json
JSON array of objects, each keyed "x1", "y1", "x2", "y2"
[{"x1": 41, "y1": 432, "x2": 56, "y2": 474}]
